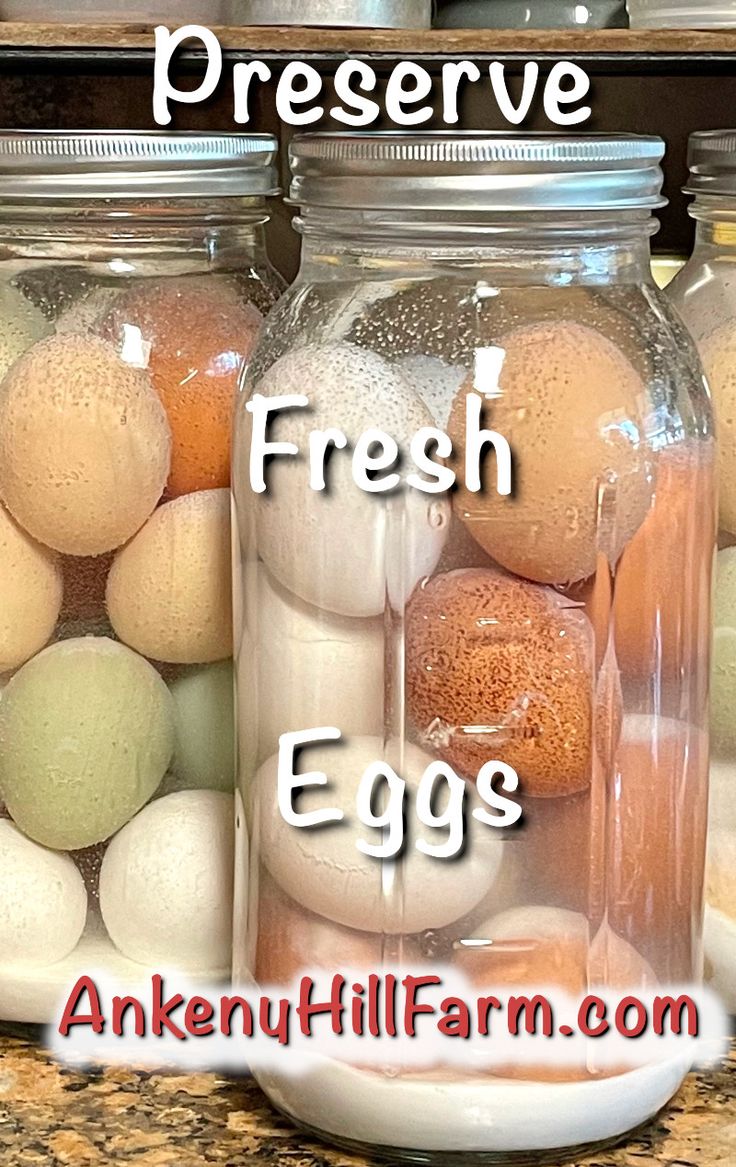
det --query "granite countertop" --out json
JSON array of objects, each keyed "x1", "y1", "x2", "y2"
[{"x1": 0, "y1": 1031, "x2": 734, "y2": 1166}]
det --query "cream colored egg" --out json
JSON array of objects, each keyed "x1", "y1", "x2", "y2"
[
  {"x1": 0, "y1": 333, "x2": 171, "y2": 555},
  {"x1": 711, "y1": 547, "x2": 736, "y2": 758},
  {"x1": 106, "y1": 488, "x2": 232, "y2": 664},
  {"x1": 703, "y1": 326, "x2": 736, "y2": 535},
  {"x1": 704, "y1": 906, "x2": 736, "y2": 1014},
  {"x1": 254, "y1": 735, "x2": 505, "y2": 934},
  {"x1": 244, "y1": 343, "x2": 450, "y2": 617},
  {"x1": 99, "y1": 790, "x2": 234, "y2": 973},
  {"x1": 0, "y1": 282, "x2": 50, "y2": 377},
  {"x1": 706, "y1": 829, "x2": 736, "y2": 922},
  {"x1": 0, "y1": 503, "x2": 62, "y2": 671},
  {"x1": 709, "y1": 758, "x2": 736, "y2": 832},
  {"x1": 0, "y1": 820, "x2": 87, "y2": 965},
  {"x1": 241, "y1": 567, "x2": 384, "y2": 765}
]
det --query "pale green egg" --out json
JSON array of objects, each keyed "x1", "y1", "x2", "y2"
[
  {"x1": 0, "y1": 637, "x2": 174, "y2": 849},
  {"x1": 166, "y1": 661, "x2": 235, "y2": 794}
]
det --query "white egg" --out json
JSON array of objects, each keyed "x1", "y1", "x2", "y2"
[
  {"x1": 254, "y1": 735, "x2": 505, "y2": 934},
  {"x1": 99, "y1": 790, "x2": 234, "y2": 973},
  {"x1": 239, "y1": 567, "x2": 384, "y2": 766},
  {"x1": 245, "y1": 343, "x2": 450, "y2": 617},
  {"x1": 0, "y1": 820, "x2": 87, "y2": 965}
]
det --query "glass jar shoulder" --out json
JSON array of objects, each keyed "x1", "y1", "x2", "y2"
[
  {"x1": 669, "y1": 246, "x2": 736, "y2": 357},
  {"x1": 239, "y1": 268, "x2": 712, "y2": 450}
]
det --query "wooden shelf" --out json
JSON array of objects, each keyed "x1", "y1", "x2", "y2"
[{"x1": 0, "y1": 23, "x2": 735, "y2": 62}]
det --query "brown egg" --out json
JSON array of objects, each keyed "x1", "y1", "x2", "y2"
[
  {"x1": 254, "y1": 872, "x2": 417, "y2": 987},
  {"x1": 612, "y1": 443, "x2": 715, "y2": 683},
  {"x1": 448, "y1": 321, "x2": 652, "y2": 586},
  {"x1": 456, "y1": 906, "x2": 656, "y2": 1082},
  {"x1": 602, "y1": 715, "x2": 708, "y2": 982},
  {"x1": 405, "y1": 567, "x2": 595, "y2": 797},
  {"x1": 100, "y1": 279, "x2": 262, "y2": 499}
]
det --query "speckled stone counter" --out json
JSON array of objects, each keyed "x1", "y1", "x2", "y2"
[{"x1": 0, "y1": 1032, "x2": 735, "y2": 1166}]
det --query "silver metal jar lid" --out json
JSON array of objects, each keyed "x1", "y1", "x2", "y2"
[
  {"x1": 229, "y1": 0, "x2": 431, "y2": 27},
  {"x1": 684, "y1": 130, "x2": 736, "y2": 198},
  {"x1": 0, "y1": 131, "x2": 279, "y2": 200},
  {"x1": 289, "y1": 133, "x2": 667, "y2": 213}
]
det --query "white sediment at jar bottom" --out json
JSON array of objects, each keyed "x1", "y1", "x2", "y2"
[
  {"x1": 0, "y1": 918, "x2": 229, "y2": 1026},
  {"x1": 255, "y1": 1055, "x2": 690, "y2": 1155},
  {"x1": 704, "y1": 906, "x2": 736, "y2": 1015}
]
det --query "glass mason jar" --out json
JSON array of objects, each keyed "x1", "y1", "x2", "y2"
[
  {"x1": 233, "y1": 134, "x2": 714, "y2": 1163},
  {"x1": 669, "y1": 128, "x2": 736, "y2": 1015},
  {"x1": 0, "y1": 130, "x2": 282, "y2": 1025}
]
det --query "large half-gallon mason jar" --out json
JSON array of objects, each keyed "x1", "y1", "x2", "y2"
[
  {"x1": 0, "y1": 130, "x2": 281, "y2": 1025},
  {"x1": 233, "y1": 133, "x2": 714, "y2": 1162},
  {"x1": 669, "y1": 128, "x2": 736, "y2": 1014}
]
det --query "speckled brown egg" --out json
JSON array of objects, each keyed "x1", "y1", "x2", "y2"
[
  {"x1": 100, "y1": 279, "x2": 262, "y2": 498},
  {"x1": 106, "y1": 488, "x2": 232, "y2": 664},
  {"x1": 405, "y1": 567, "x2": 594, "y2": 797},
  {"x1": 0, "y1": 333, "x2": 171, "y2": 555},
  {"x1": 448, "y1": 321, "x2": 652, "y2": 585},
  {"x1": 0, "y1": 502, "x2": 62, "y2": 672}
]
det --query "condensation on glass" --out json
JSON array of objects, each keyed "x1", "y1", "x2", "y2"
[
  {"x1": 233, "y1": 133, "x2": 714, "y2": 1163},
  {"x1": 0, "y1": 131, "x2": 282, "y2": 1024}
]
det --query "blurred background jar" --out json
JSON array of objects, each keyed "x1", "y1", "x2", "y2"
[
  {"x1": 233, "y1": 132, "x2": 714, "y2": 1163},
  {"x1": 0, "y1": 130, "x2": 281, "y2": 1025},
  {"x1": 628, "y1": 0, "x2": 736, "y2": 27},
  {"x1": 0, "y1": 1, "x2": 226, "y2": 18},
  {"x1": 225, "y1": 1, "x2": 431, "y2": 27},
  {"x1": 669, "y1": 128, "x2": 736, "y2": 1015},
  {"x1": 435, "y1": 0, "x2": 627, "y2": 27}
]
